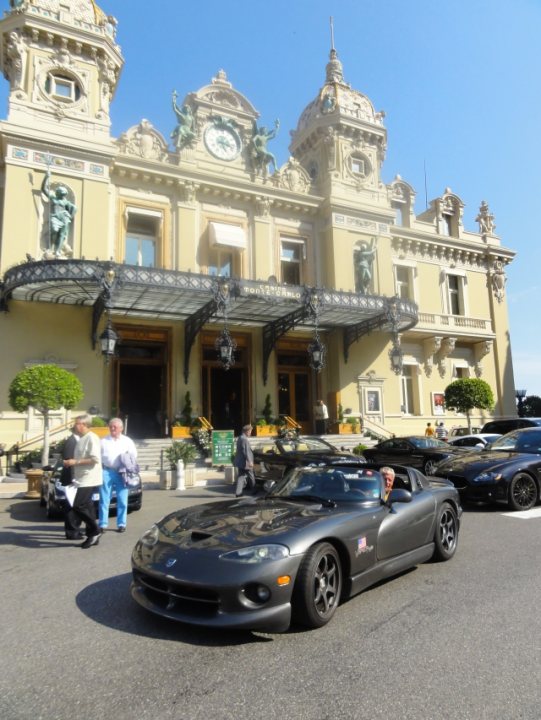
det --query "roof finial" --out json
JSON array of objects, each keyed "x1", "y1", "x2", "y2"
[{"x1": 330, "y1": 16, "x2": 335, "y2": 51}]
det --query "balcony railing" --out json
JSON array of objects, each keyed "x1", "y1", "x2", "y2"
[{"x1": 416, "y1": 313, "x2": 493, "y2": 334}]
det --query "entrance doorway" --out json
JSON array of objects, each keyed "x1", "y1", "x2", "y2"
[
  {"x1": 277, "y1": 347, "x2": 313, "y2": 433},
  {"x1": 201, "y1": 333, "x2": 250, "y2": 435},
  {"x1": 113, "y1": 330, "x2": 169, "y2": 439}
]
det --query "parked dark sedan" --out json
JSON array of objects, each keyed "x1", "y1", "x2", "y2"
[
  {"x1": 131, "y1": 462, "x2": 461, "y2": 633},
  {"x1": 40, "y1": 461, "x2": 143, "y2": 519},
  {"x1": 253, "y1": 435, "x2": 365, "y2": 483},
  {"x1": 362, "y1": 436, "x2": 470, "y2": 475},
  {"x1": 433, "y1": 427, "x2": 541, "y2": 511}
]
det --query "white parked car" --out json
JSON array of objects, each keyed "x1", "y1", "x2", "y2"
[
  {"x1": 448, "y1": 426, "x2": 481, "y2": 438},
  {"x1": 447, "y1": 433, "x2": 501, "y2": 450}
]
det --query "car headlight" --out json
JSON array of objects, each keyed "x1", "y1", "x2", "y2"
[
  {"x1": 140, "y1": 525, "x2": 159, "y2": 547},
  {"x1": 221, "y1": 544, "x2": 290, "y2": 563},
  {"x1": 474, "y1": 471, "x2": 503, "y2": 484}
]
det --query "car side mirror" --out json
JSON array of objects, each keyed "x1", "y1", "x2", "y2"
[{"x1": 387, "y1": 488, "x2": 412, "y2": 505}]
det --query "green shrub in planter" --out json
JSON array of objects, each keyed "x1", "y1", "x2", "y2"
[
  {"x1": 91, "y1": 416, "x2": 108, "y2": 427},
  {"x1": 165, "y1": 441, "x2": 199, "y2": 469},
  {"x1": 352, "y1": 444, "x2": 368, "y2": 455}
]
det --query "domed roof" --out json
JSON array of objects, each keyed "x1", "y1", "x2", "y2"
[
  {"x1": 28, "y1": 0, "x2": 106, "y2": 24},
  {"x1": 293, "y1": 48, "x2": 384, "y2": 138}
]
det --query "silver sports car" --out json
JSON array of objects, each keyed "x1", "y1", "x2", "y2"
[{"x1": 131, "y1": 463, "x2": 461, "y2": 633}]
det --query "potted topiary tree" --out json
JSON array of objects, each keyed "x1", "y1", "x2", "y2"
[
  {"x1": 8, "y1": 364, "x2": 84, "y2": 467},
  {"x1": 172, "y1": 391, "x2": 193, "y2": 438},
  {"x1": 256, "y1": 394, "x2": 277, "y2": 436}
]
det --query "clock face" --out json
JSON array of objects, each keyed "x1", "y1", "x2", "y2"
[{"x1": 204, "y1": 124, "x2": 241, "y2": 161}]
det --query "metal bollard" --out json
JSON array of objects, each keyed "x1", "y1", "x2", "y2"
[{"x1": 176, "y1": 459, "x2": 185, "y2": 491}]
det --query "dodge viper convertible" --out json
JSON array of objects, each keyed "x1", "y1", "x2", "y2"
[
  {"x1": 131, "y1": 463, "x2": 461, "y2": 633},
  {"x1": 433, "y1": 427, "x2": 541, "y2": 511},
  {"x1": 253, "y1": 435, "x2": 366, "y2": 483}
]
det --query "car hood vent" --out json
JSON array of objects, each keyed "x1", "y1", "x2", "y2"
[{"x1": 190, "y1": 531, "x2": 213, "y2": 542}]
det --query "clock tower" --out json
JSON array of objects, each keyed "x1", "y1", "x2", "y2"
[
  {"x1": 0, "y1": 0, "x2": 123, "y2": 148},
  {"x1": 289, "y1": 44, "x2": 388, "y2": 210}
]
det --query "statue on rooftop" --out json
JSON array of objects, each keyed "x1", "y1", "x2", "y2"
[
  {"x1": 249, "y1": 119, "x2": 280, "y2": 175},
  {"x1": 171, "y1": 91, "x2": 196, "y2": 150}
]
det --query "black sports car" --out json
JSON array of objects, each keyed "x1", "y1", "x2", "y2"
[
  {"x1": 131, "y1": 462, "x2": 461, "y2": 633},
  {"x1": 253, "y1": 435, "x2": 365, "y2": 483},
  {"x1": 40, "y1": 461, "x2": 143, "y2": 519},
  {"x1": 433, "y1": 427, "x2": 541, "y2": 511},
  {"x1": 362, "y1": 436, "x2": 471, "y2": 475}
]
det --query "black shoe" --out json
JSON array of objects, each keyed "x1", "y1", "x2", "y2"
[
  {"x1": 98, "y1": 527, "x2": 106, "y2": 534},
  {"x1": 117, "y1": 526, "x2": 126, "y2": 533},
  {"x1": 81, "y1": 535, "x2": 100, "y2": 549},
  {"x1": 66, "y1": 533, "x2": 84, "y2": 540}
]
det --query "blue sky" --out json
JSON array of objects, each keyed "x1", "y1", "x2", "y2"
[{"x1": 5, "y1": 0, "x2": 541, "y2": 397}]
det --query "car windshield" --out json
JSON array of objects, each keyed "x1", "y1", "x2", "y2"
[
  {"x1": 409, "y1": 437, "x2": 450, "y2": 449},
  {"x1": 490, "y1": 429, "x2": 541, "y2": 454},
  {"x1": 271, "y1": 466, "x2": 382, "y2": 503},
  {"x1": 279, "y1": 437, "x2": 334, "y2": 453}
]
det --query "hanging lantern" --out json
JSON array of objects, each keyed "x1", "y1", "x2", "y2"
[
  {"x1": 308, "y1": 334, "x2": 326, "y2": 372},
  {"x1": 99, "y1": 318, "x2": 118, "y2": 363},
  {"x1": 215, "y1": 328, "x2": 237, "y2": 370},
  {"x1": 389, "y1": 339, "x2": 403, "y2": 375}
]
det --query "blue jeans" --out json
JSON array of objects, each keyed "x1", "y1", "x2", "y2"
[{"x1": 99, "y1": 467, "x2": 128, "y2": 528}]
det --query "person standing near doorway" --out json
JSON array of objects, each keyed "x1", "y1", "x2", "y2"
[
  {"x1": 234, "y1": 423, "x2": 255, "y2": 497},
  {"x1": 63, "y1": 414, "x2": 102, "y2": 548},
  {"x1": 99, "y1": 417, "x2": 137, "y2": 533},
  {"x1": 314, "y1": 399, "x2": 329, "y2": 435}
]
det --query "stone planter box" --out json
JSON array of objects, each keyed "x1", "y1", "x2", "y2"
[
  {"x1": 255, "y1": 425, "x2": 277, "y2": 437},
  {"x1": 91, "y1": 426, "x2": 109, "y2": 438},
  {"x1": 332, "y1": 423, "x2": 360, "y2": 434},
  {"x1": 171, "y1": 426, "x2": 191, "y2": 439},
  {"x1": 159, "y1": 470, "x2": 174, "y2": 490}
]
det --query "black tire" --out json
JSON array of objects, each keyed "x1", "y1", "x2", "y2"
[
  {"x1": 432, "y1": 502, "x2": 458, "y2": 561},
  {"x1": 423, "y1": 459, "x2": 438, "y2": 475},
  {"x1": 46, "y1": 494, "x2": 60, "y2": 520},
  {"x1": 508, "y1": 473, "x2": 538, "y2": 511},
  {"x1": 292, "y1": 542, "x2": 342, "y2": 628}
]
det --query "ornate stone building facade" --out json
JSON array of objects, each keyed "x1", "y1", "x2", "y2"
[{"x1": 0, "y1": 0, "x2": 516, "y2": 444}]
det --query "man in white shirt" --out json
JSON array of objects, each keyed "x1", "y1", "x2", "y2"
[
  {"x1": 63, "y1": 414, "x2": 102, "y2": 548},
  {"x1": 99, "y1": 417, "x2": 137, "y2": 533},
  {"x1": 314, "y1": 399, "x2": 329, "y2": 435}
]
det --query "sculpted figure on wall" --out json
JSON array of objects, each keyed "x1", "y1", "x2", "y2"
[
  {"x1": 41, "y1": 167, "x2": 76, "y2": 257},
  {"x1": 491, "y1": 259, "x2": 506, "y2": 303},
  {"x1": 171, "y1": 92, "x2": 196, "y2": 150},
  {"x1": 354, "y1": 238, "x2": 377, "y2": 294},
  {"x1": 6, "y1": 30, "x2": 26, "y2": 92},
  {"x1": 249, "y1": 119, "x2": 280, "y2": 175}
]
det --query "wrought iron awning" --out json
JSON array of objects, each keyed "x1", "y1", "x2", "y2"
[{"x1": 0, "y1": 259, "x2": 418, "y2": 381}]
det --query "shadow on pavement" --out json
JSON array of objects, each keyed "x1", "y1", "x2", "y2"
[{"x1": 75, "y1": 573, "x2": 275, "y2": 647}]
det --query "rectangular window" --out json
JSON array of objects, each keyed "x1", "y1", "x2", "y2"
[
  {"x1": 401, "y1": 365, "x2": 415, "y2": 414},
  {"x1": 447, "y1": 274, "x2": 465, "y2": 316},
  {"x1": 280, "y1": 238, "x2": 304, "y2": 285},
  {"x1": 395, "y1": 265, "x2": 414, "y2": 301},
  {"x1": 208, "y1": 250, "x2": 233, "y2": 277},
  {"x1": 125, "y1": 212, "x2": 159, "y2": 267}
]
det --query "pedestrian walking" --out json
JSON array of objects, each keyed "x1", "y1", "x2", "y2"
[
  {"x1": 63, "y1": 414, "x2": 102, "y2": 548},
  {"x1": 234, "y1": 423, "x2": 255, "y2": 497},
  {"x1": 99, "y1": 417, "x2": 137, "y2": 533},
  {"x1": 435, "y1": 421, "x2": 448, "y2": 441}
]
